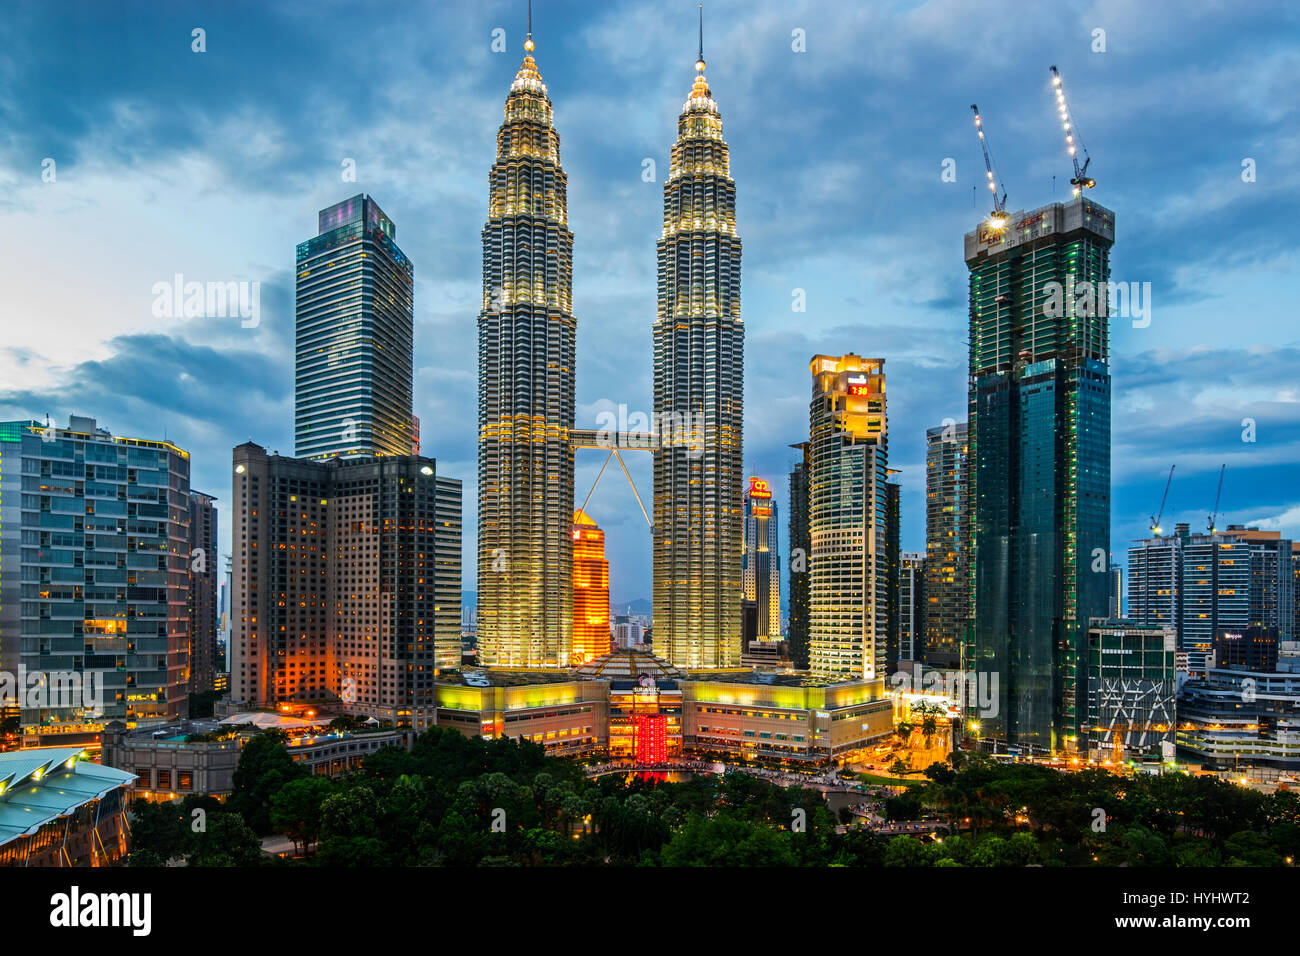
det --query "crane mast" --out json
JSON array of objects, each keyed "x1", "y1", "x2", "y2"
[
  {"x1": 1207, "y1": 464, "x2": 1226, "y2": 533},
  {"x1": 1049, "y1": 65, "x2": 1096, "y2": 196},
  {"x1": 1150, "y1": 465, "x2": 1175, "y2": 536},
  {"x1": 970, "y1": 103, "x2": 1010, "y2": 230}
]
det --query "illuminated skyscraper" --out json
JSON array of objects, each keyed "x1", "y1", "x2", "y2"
[
  {"x1": 477, "y1": 23, "x2": 575, "y2": 667},
  {"x1": 188, "y1": 490, "x2": 219, "y2": 694},
  {"x1": 924, "y1": 422, "x2": 968, "y2": 669},
  {"x1": 787, "y1": 442, "x2": 811, "y2": 668},
  {"x1": 0, "y1": 417, "x2": 191, "y2": 741},
  {"x1": 572, "y1": 510, "x2": 611, "y2": 664},
  {"x1": 965, "y1": 198, "x2": 1114, "y2": 752},
  {"x1": 653, "y1": 23, "x2": 744, "y2": 669},
  {"x1": 295, "y1": 194, "x2": 414, "y2": 459},
  {"x1": 231, "y1": 443, "x2": 459, "y2": 728},
  {"x1": 808, "y1": 355, "x2": 888, "y2": 680},
  {"x1": 742, "y1": 477, "x2": 780, "y2": 640}
]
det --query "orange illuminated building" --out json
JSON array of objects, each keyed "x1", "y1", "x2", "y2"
[{"x1": 572, "y1": 510, "x2": 611, "y2": 664}]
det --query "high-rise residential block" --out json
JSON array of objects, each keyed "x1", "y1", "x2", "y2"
[
  {"x1": 295, "y1": 194, "x2": 414, "y2": 459},
  {"x1": 965, "y1": 198, "x2": 1115, "y2": 752},
  {"x1": 231, "y1": 443, "x2": 460, "y2": 728},
  {"x1": 187, "y1": 490, "x2": 219, "y2": 695},
  {"x1": 899, "y1": 552, "x2": 926, "y2": 665},
  {"x1": 808, "y1": 355, "x2": 888, "y2": 681},
  {"x1": 476, "y1": 36, "x2": 576, "y2": 668},
  {"x1": 1129, "y1": 523, "x2": 1294, "y2": 674}
]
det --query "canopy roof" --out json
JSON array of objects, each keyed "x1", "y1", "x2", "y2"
[{"x1": 0, "y1": 747, "x2": 135, "y2": 846}]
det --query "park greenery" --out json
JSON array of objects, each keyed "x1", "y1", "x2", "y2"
[{"x1": 127, "y1": 727, "x2": 1300, "y2": 867}]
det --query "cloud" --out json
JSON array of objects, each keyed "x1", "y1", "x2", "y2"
[{"x1": 1, "y1": 0, "x2": 1297, "y2": 601}]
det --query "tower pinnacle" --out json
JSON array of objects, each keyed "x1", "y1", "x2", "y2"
[
  {"x1": 525, "y1": 0, "x2": 534, "y2": 52},
  {"x1": 695, "y1": 3, "x2": 705, "y2": 72}
]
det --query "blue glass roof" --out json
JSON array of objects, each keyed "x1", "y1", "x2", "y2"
[{"x1": 0, "y1": 748, "x2": 136, "y2": 845}]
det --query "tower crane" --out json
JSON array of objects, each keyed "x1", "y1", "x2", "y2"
[
  {"x1": 1049, "y1": 65, "x2": 1095, "y2": 197},
  {"x1": 1207, "y1": 464, "x2": 1226, "y2": 534},
  {"x1": 1150, "y1": 465, "x2": 1174, "y2": 536},
  {"x1": 970, "y1": 104, "x2": 1010, "y2": 230}
]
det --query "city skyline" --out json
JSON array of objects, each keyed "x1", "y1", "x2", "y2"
[{"x1": 2, "y1": 1, "x2": 1298, "y2": 604}]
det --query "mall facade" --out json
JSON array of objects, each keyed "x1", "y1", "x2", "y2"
[{"x1": 433, "y1": 649, "x2": 894, "y2": 766}]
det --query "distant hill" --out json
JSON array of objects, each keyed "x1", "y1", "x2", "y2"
[{"x1": 613, "y1": 598, "x2": 650, "y2": 616}]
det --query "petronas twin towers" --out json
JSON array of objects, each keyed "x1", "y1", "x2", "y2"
[{"x1": 477, "y1": 16, "x2": 743, "y2": 670}]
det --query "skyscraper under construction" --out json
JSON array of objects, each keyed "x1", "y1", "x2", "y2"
[
  {"x1": 477, "y1": 25, "x2": 575, "y2": 667},
  {"x1": 653, "y1": 26, "x2": 744, "y2": 670},
  {"x1": 965, "y1": 197, "x2": 1115, "y2": 752}
]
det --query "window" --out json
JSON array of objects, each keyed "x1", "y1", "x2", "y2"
[
  {"x1": 156, "y1": 770, "x2": 171, "y2": 790},
  {"x1": 178, "y1": 771, "x2": 193, "y2": 791}
]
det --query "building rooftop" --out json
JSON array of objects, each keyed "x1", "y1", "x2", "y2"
[
  {"x1": 683, "y1": 670, "x2": 870, "y2": 688},
  {"x1": 0, "y1": 747, "x2": 136, "y2": 847},
  {"x1": 439, "y1": 668, "x2": 581, "y2": 687},
  {"x1": 576, "y1": 648, "x2": 684, "y2": 681}
]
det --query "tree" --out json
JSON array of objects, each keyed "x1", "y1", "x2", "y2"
[
  {"x1": 884, "y1": 794, "x2": 921, "y2": 821},
  {"x1": 921, "y1": 715, "x2": 938, "y2": 748},
  {"x1": 882, "y1": 835, "x2": 930, "y2": 867},
  {"x1": 270, "y1": 776, "x2": 333, "y2": 855},
  {"x1": 1223, "y1": 830, "x2": 1283, "y2": 867},
  {"x1": 661, "y1": 814, "x2": 796, "y2": 867},
  {"x1": 127, "y1": 799, "x2": 186, "y2": 863},
  {"x1": 228, "y1": 731, "x2": 307, "y2": 834},
  {"x1": 186, "y1": 813, "x2": 264, "y2": 867}
]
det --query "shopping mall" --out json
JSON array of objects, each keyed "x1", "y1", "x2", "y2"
[{"x1": 433, "y1": 648, "x2": 895, "y2": 766}]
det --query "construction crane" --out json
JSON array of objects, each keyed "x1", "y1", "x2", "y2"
[
  {"x1": 970, "y1": 104, "x2": 1010, "y2": 230},
  {"x1": 1150, "y1": 465, "x2": 1174, "y2": 536},
  {"x1": 1049, "y1": 65, "x2": 1095, "y2": 197},
  {"x1": 1207, "y1": 464, "x2": 1226, "y2": 534}
]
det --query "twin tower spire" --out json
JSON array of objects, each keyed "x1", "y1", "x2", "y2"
[{"x1": 477, "y1": 4, "x2": 744, "y2": 671}]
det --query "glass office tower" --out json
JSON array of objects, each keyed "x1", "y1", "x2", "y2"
[
  {"x1": 295, "y1": 194, "x2": 414, "y2": 460},
  {"x1": 965, "y1": 197, "x2": 1115, "y2": 753},
  {"x1": 0, "y1": 417, "x2": 191, "y2": 743}
]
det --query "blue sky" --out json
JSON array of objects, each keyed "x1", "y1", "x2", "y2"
[{"x1": 1, "y1": 0, "x2": 1297, "y2": 605}]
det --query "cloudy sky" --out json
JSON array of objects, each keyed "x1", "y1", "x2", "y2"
[{"x1": 1, "y1": 0, "x2": 1297, "y2": 606}]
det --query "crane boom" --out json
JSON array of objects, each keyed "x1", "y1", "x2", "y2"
[
  {"x1": 1208, "y1": 464, "x2": 1226, "y2": 533},
  {"x1": 1049, "y1": 65, "x2": 1095, "y2": 196},
  {"x1": 1150, "y1": 465, "x2": 1175, "y2": 535},
  {"x1": 970, "y1": 104, "x2": 1009, "y2": 229}
]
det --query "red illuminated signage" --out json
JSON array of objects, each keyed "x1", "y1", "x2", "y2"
[
  {"x1": 635, "y1": 714, "x2": 668, "y2": 764},
  {"x1": 748, "y1": 477, "x2": 772, "y2": 499}
]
